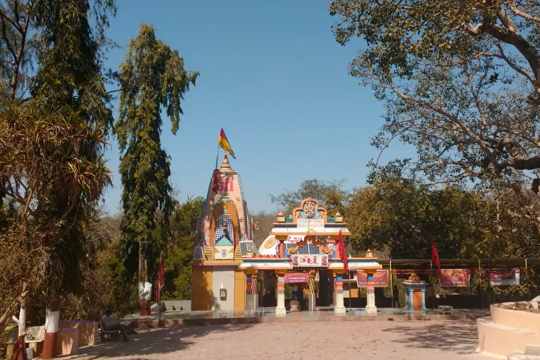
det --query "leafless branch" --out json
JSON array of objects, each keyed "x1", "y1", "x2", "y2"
[{"x1": 508, "y1": 0, "x2": 540, "y2": 25}]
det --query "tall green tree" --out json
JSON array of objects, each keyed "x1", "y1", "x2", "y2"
[
  {"x1": 115, "y1": 24, "x2": 198, "y2": 293},
  {"x1": 31, "y1": 0, "x2": 115, "y2": 305},
  {"x1": 0, "y1": 0, "x2": 114, "y2": 336}
]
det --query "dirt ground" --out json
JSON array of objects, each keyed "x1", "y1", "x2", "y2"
[{"x1": 67, "y1": 317, "x2": 491, "y2": 360}]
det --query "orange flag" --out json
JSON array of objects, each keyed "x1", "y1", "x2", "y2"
[{"x1": 218, "y1": 128, "x2": 236, "y2": 159}]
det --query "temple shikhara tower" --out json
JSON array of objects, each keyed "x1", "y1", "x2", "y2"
[
  {"x1": 192, "y1": 155, "x2": 382, "y2": 316},
  {"x1": 192, "y1": 155, "x2": 255, "y2": 313}
]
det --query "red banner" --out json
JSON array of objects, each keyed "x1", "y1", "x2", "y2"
[
  {"x1": 357, "y1": 270, "x2": 389, "y2": 288},
  {"x1": 284, "y1": 272, "x2": 309, "y2": 284},
  {"x1": 440, "y1": 269, "x2": 470, "y2": 287}
]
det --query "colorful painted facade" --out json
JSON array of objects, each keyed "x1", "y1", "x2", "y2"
[{"x1": 192, "y1": 156, "x2": 382, "y2": 315}]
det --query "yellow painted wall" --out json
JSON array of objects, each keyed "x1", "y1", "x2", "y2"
[
  {"x1": 234, "y1": 270, "x2": 246, "y2": 314},
  {"x1": 192, "y1": 267, "x2": 213, "y2": 310}
]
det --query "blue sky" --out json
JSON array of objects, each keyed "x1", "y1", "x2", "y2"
[{"x1": 101, "y1": 0, "x2": 407, "y2": 215}]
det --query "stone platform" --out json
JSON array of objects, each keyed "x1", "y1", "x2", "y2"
[{"x1": 477, "y1": 303, "x2": 540, "y2": 358}]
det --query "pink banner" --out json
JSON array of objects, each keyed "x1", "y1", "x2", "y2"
[
  {"x1": 357, "y1": 270, "x2": 389, "y2": 288},
  {"x1": 440, "y1": 269, "x2": 470, "y2": 287},
  {"x1": 284, "y1": 272, "x2": 309, "y2": 284}
]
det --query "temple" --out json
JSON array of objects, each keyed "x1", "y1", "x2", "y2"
[{"x1": 192, "y1": 156, "x2": 382, "y2": 316}]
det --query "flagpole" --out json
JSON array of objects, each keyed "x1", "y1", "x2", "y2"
[
  {"x1": 389, "y1": 257, "x2": 394, "y2": 307},
  {"x1": 215, "y1": 137, "x2": 220, "y2": 169}
]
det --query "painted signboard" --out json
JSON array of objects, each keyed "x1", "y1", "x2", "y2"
[
  {"x1": 440, "y1": 269, "x2": 471, "y2": 287},
  {"x1": 284, "y1": 272, "x2": 309, "y2": 284},
  {"x1": 297, "y1": 218, "x2": 325, "y2": 229},
  {"x1": 489, "y1": 268, "x2": 520, "y2": 286},
  {"x1": 214, "y1": 245, "x2": 234, "y2": 260},
  {"x1": 290, "y1": 254, "x2": 329, "y2": 268},
  {"x1": 357, "y1": 269, "x2": 389, "y2": 288}
]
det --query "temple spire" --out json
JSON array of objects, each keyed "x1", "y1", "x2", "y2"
[{"x1": 219, "y1": 154, "x2": 236, "y2": 174}]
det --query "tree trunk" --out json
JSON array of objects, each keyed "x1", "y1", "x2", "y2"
[
  {"x1": 16, "y1": 303, "x2": 26, "y2": 339},
  {"x1": 11, "y1": 298, "x2": 27, "y2": 360},
  {"x1": 41, "y1": 308, "x2": 60, "y2": 359}
]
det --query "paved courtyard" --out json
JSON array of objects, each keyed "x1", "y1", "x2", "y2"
[{"x1": 69, "y1": 317, "x2": 490, "y2": 360}]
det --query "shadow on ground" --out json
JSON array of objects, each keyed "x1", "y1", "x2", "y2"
[
  {"x1": 382, "y1": 321, "x2": 478, "y2": 355},
  {"x1": 66, "y1": 323, "x2": 255, "y2": 359}
]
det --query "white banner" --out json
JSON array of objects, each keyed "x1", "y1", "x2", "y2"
[
  {"x1": 290, "y1": 254, "x2": 329, "y2": 268},
  {"x1": 297, "y1": 218, "x2": 324, "y2": 229},
  {"x1": 286, "y1": 235, "x2": 304, "y2": 243}
]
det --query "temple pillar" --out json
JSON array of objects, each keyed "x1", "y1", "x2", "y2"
[
  {"x1": 307, "y1": 271, "x2": 316, "y2": 312},
  {"x1": 333, "y1": 273, "x2": 346, "y2": 315},
  {"x1": 275, "y1": 271, "x2": 286, "y2": 317},
  {"x1": 365, "y1": 286, "x2": 377, "y2": 314},
  {"x1": 247, "y1": 271, "x2": 258, "y2": 313}
]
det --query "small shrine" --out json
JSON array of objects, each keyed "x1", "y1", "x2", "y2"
[
  {"x1": 403, "y1": 273, "x2": 427, "y2": 312},
  {"x1": 192, "y1": 156, "x2": 382, "y2": 316}
]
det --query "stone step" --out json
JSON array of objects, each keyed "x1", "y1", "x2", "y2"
[
  {"x1": 526, "y1": 345, "x2": 540, "y2": 356},
  {"x1": 508, "y1": 355, "x2": 540, "y2": 360}
]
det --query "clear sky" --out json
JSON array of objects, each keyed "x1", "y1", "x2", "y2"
[{"x1": 101, "y1": 0, "x2": 406, "y2": 215}]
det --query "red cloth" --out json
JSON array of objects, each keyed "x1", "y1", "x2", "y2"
[
  {"x1": 11, "y1": 336, "x2": 27, "y2": 360},
  {"x1": 336, "y1": 231, "x2": 348, "y2": 273},
  {"x1": 155, "y1": 257, "x2": 165, "y2": 303},
  {"x1": 211, "y1": 169, "x2": 221, "y2": 193},
  {"x1": 431, "y1": 242, "x2": 441, "y2": 276}
]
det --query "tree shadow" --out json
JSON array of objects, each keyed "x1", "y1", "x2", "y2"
[
  {"x1": 65, "y1": 323, "x2": 255, "y2": 359},
  {"x1": 381, "y1": 321, "x2": 478, "y2": 355}
]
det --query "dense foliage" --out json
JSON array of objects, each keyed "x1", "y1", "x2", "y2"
[
  {"x1": 348, "y1": 179, "x2": 484, "y2": 258},
  {"x1": 163, "y1": 197, "x2": 204, "y2": 300},
  {"x1": 271, "y1": 179, "x2": 349, "y2": 215},
  {"x1": 62, "y1": 198, "x2": 204, "y2": 317}
]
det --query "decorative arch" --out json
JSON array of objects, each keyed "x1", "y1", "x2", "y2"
[{"x1": 292, "y1": 198, "x2": 328, "y2": 223}]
